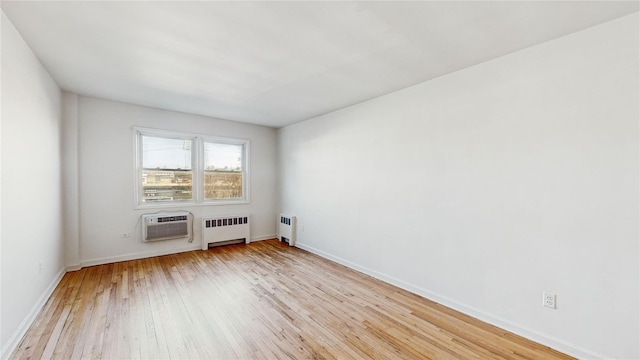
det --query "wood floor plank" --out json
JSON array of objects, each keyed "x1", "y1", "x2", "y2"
[{"x1": 10, "y1": 240, "x2": 574, "y2": 360}]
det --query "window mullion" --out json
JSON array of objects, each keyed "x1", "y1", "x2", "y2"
[{"x1": 195, "y1": 137, "x2": 203, "y2": 203}]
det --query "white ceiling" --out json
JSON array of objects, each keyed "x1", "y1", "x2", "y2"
[{"x1": 2, "y1": 1, "x2": 638, "y2": 128}]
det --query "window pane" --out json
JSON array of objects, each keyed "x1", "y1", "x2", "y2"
[
  {"x1": 142, "y1": 170, "x2": 193, "y2": 202},
  {"x1": 141, "y1": 135, "x2": 193, "y2": 202},
  {"x1": 142, "y1": 136, "x2": 192, "y2": 170},
  {"x1": 204, "y1": 142, "x2": 243, "y2": 171},
  {"x1": 204, "y1": 142, "x2": 243, "y2": 200},
  {"x1": 204, "y1": 172, "x2": 243, "y2": 199}
]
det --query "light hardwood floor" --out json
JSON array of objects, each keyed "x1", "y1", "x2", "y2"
[{"x1": 11, "y1": 239, "x2": 573, "y2": 359}]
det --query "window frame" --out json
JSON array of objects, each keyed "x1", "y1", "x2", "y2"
[
  {"x1": 201, "y1": 136, "x2": 250, "y2": 204},
  {"x1": 134, "y1": 127, "x2": 250, "y2": 209}
]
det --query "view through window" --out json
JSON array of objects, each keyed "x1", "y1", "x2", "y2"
[
  {"x1": 141, "y1": 135, "x2": 193, "y2": 202},
  {"x1": 204, "y1": 142, "x2": 244, "y2": 200}
]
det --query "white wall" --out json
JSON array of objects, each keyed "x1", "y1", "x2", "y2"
[
  {"x1": 1, "y1": 12, "x2": 65, "y2": 358},
  {"x1": 278, "y1": 13, "x2": 639, "y2": 359},
  {"x1": 72, "y1": 97, "x2": 277, "y2": 266}
]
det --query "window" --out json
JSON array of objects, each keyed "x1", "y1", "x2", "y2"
[
  {"x1": 135, "y1": 128, "x2": 249, "y2": 207},
  {"x1": 140, "y1": 135, "x2": 194, "y2": 203},
  {"x1": 204, "y1": 141, "x2": 245, "y2": 200}
]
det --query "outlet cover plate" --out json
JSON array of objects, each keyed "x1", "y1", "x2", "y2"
[{"x1": 543, "y1": 291, "x2": 556, "y2": 309}]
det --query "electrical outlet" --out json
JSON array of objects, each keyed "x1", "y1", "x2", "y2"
[
  {"x1": 543, "y1": 291, "x2": 556, "y2": 309},
  {"x1": 121, "y1": 233, "x2": 131, "y2": 238}
]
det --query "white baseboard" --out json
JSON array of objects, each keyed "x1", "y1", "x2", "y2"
[
  {"x1": 65, "y1": 263, "x2": 82, "y2": 271},
  {"x1": 0, "y1": 266, "x2": 66, "y2": 360},
  {"x1": 294, "y1": 242, "x2": 605, "y2": 360},
  {"x1": 78, "y1": 235, "x2": 277, "y2": 269},
  {"x1": 81, "y1": 244, "x2": 202, "y2": 268},
  {"x1": 251, "y1": 234, "x2": 276, "y2": 242}
]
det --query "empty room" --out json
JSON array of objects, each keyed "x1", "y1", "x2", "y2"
[{"x1": 1, "y1": 1, "x2": 638, "y2": 359}]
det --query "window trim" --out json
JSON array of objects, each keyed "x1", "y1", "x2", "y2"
[
  {"x1": 134, "y1": 127, "x2": 250, "y2": 209},
  {"x1": 200, "y1": 136, "x2": 250, "y2": 205}
]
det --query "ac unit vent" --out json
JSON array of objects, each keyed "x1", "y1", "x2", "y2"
[{"x1": 142, "y1": 212, "x2": 190, "y2": 242}]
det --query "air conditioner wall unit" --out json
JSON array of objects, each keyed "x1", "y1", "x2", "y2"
[{"x1": 142, "y1": 212, "x2": 190, "y2": 242}]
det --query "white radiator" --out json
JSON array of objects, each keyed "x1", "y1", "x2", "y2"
[
  {"x1": 278, "y1": 213, "x2": 296, "y2": 246},
  {"x1": 202, "y1": 215, "x2": 250, "y2": 250},
  {"x1": 142, "y1": 212, "x2": 190, "y2": 242}
]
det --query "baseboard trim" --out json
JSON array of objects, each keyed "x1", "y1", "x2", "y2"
[
  {"x1": 65, "y1": 263, "x2": 82, "y2": 271},
  {"x1": 0, "y1": 266, "x2": 66, "y2": 360},
  {"x1": 81, "y1": 244, "x2": 202, "y2": 268},
  {"x1": 78, "y1": 235, "x2": 277, "y2": 269},
  {"x1": 251, "y1": 234, "x2": 276, "y2": 242},
  {"x1": 295, "y1": 242, "x2": 606, "y2": 360}
]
